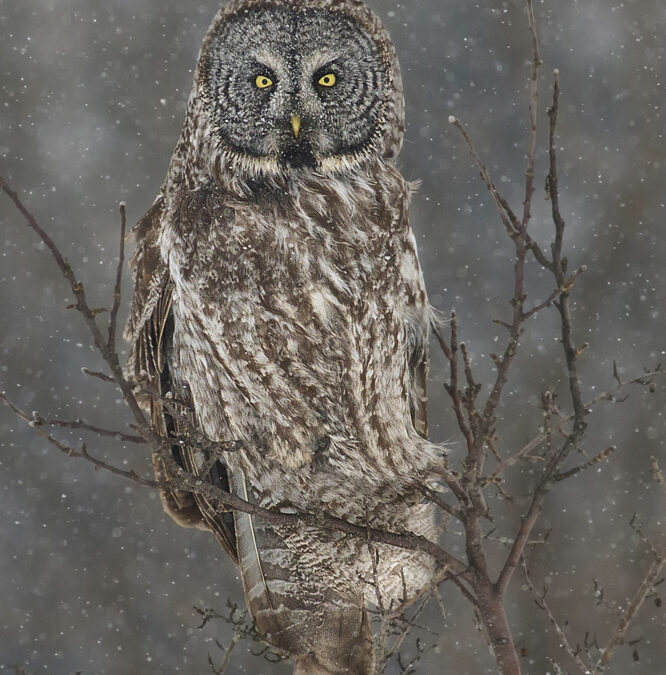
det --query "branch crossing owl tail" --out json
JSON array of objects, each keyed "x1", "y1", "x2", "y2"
[{"x1": 231, "y1": 471, "x2": 375, "y2": 674}]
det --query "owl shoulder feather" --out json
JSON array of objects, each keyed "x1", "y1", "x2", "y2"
[{"x1": 124, "y1": 196, "x2": 172, "y2": 393}]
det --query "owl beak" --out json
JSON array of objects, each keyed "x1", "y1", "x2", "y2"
[{"x1": 290, "y1": 114, "x2": 302, "y2": 138}]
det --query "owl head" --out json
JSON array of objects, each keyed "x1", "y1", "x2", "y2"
[{"x1": 188, "y1": 0, "x2": 404, "y2": 177}]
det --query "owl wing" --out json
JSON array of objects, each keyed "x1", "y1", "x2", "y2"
[
  {"x1": 125, "y1": 197, "x2": 238, "y2": 562},
  {"x1": 125, "y1": 197, "x2": 171, "y2": 387}
]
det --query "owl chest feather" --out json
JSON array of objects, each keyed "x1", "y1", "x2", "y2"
[{"x1": 162, "y1": 172, "x2": 429, "y2": 492}]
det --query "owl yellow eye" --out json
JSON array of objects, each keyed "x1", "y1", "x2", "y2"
[
  {"x1": 317, "y1": 73, "x2": 336, "y2": 87},
  {"x1": 255, "y1": 75, "x2": 274, "y2": 89}
]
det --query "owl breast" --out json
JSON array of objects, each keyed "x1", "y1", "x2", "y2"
[{"x1": 160, "y1": 169, "x2": 437, "y2": 512}]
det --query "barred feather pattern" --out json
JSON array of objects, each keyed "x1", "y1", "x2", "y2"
[{"x1": 125, "y1": 1, "x2": 444, "y2": 672}]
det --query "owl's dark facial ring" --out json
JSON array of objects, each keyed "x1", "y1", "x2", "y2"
[{"x1": 202, "y1": 6, "x2": 389, "y2": 171}]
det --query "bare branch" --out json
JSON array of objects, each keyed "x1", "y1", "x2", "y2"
[
  {"x1": 486, "y1": 367, "x2": 663, "y2": 482},
  {"x1": 446, "y1": 115, "x2": 551, "y2": 271},
  {"x1": 593, "y1": 553, "x2": 665, "y2": 673},
  {"x1": 209, "y1": 629, "x2": 247, "y2": 674},
  {"x1": 522, "y1": 556, "x2": 591, "y2": 674},
  {"x1": 521, "y1": 0, "x2": 542, "y2": 232},
  {"x1": 81, "y1": 367, "x2": 116, "y2": 384},
  {"x1": 159, "y1": 447, "x2": 470, "y2": 576},
  {"x1": 6, "y1": 383, "x2": 470, "y2": 578},
  {"x1": 547, "y1": 69, "x2": 587, "y2": 432},
  {"x1": 522, "y1": 266, "x2": 586, "y2": 320},
  {"x1": 449, "y1": 115, "x2": 519, "y2": 239},
  {"x1": 0, "y1": 392, "x2": 157, "y2": 488},
  {"x1": 422, "y1": 488, "x2": 464, "y2": 522},
  {"x1": 196, "y1": 600, "x2": 281, "y2": 672},
  {"x1": 0, "y1": 173, "x2": 152, "y2": 443},
  {"x1": 430, "y1": 318, "x2": 453, "y2": 361},
  {"x1": 629, "y1": 513, "x2": 662, "y2": 561},
  {"x1": 486, "y1": 433, "x2": 548, "y2": 481},
  {"x1": 554, "y1": 446, "x2": 616, "y2": 482},
  {"x1": 383, "y1": 596, "x2": 432, "y2": 672},
  {"x1": 495, "y1": 69, "x2": 592, "y2": 597},
  {"x1": 442, "y1": 313, "x2": 476, "y2": 455},
  {"x1": 29, "y1": 410, "x2": 146, "y2": 444}
]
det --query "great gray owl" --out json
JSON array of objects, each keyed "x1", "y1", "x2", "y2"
[{"x1": 125, "y1": 1, "x2": 444, "y2": 672}]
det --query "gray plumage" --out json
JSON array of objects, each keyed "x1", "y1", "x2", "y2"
[{"x1": 125, "y1": 1, "x2": 444, "y2": 672}]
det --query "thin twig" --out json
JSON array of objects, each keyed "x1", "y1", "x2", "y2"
[
  {"x1": 422, "y1": 488, "x2": 464, "y2": 522},
  {"x1": 486, "y1": 367, "x2": 663, "y2": 481},
  {"x1": 629, "y1": 513, "x2": 662, "y2": 562},
  {"x1": 448, "y1": 115, "x2": 519, "y2": 239},
  {"x1": 521, "y1": 0, "x2": 542, "y2": 232},
  {"x1": 29, "y1": 411, "x2": 145, "y2": 444},
  {"x1": 209, "y1": 633, "x2": 240, "y2": 674},
  {"x1": 0, "y1": 392, "x2": 157, "y2": 488},
  {"x1": 388, "y1": 565, "x2": 456, "y2": 618},
  {"x1": 486, "y1": 434, "x2": 548, "y2": 480},
  {"x1": 459, "y1": 342, "x2": 481, "y2": 438},
  {"x1": 554, "y1": 446, "x2": 616, "y2": 482},
  {"x1": 0, "y1": 172, "x2": 152, "y2": 443},
  {"x1": 81, "y1": 367, "x2": 116, "y2": 384},
  {"x1": 384, "y1": 596, "x2": 431, "y2": 669},
  {"x1": 522, "y1": 556, "x2": 591, "y2": 673},
  {"x1": 547, "y1": 68, "x2": 587, "y2": 430},
  {"x1": 522, "y1": 267, "x2": 586, "y2": 320},
  {"x1": 593, "y1": 553, "x2": 665, "y2": 673},
  {"x1": 107, "y1": 202, "x2": 126, "y2": 356},
  {"x1": 495, "y1": 69, "x2": 590, "y2": 597}
]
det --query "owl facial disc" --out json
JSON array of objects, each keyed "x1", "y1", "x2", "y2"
[{"x1": 201, "y1": 5, "x2": 392, "y2": 172}]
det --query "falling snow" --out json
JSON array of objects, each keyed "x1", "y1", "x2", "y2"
[{"x1": 0, "y1": 1, "x2": 664, "y2": 674}]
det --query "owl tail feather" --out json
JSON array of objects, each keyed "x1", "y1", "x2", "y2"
[{"x1": 230, "y1": 471, "x2": 375, "y2": 674}]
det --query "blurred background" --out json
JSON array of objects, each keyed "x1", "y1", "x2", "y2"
[{"x1": 1, "y1": 0, "x2": 664, "y2": 673}]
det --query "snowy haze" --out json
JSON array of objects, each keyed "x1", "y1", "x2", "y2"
[{"x1": 1, "y1": 1, "x2": 664, "y2": 673}]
